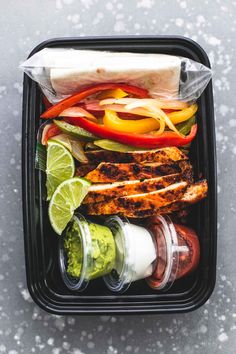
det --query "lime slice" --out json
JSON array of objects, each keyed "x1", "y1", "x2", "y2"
[
  {"x1": 48, "y1": 177, "x2": 91, "y2": 235},
  {"x1": 46, "y1": 140, "x2": 75, "y2": 200}
]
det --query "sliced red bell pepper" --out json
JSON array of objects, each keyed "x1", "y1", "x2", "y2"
[
  {"x1": 65, "y1": 117, "x2": 197, "y2": 148},
  {"x1": 41, "y1": 83, "x2": 149, "y2": 119},
  {"x1": 41, "y1": 123, "x2": 61, "y2": 145}
]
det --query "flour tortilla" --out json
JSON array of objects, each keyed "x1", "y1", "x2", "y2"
[{"x1": 49, "y1": 49, "x2": 181, "y2": 98}]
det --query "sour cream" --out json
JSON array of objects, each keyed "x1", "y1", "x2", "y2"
[
  {"x1": 121, "y1": 223, "x2": 156, "y2": 282},
  {"x1": 104, "y1": 216, "x2": 157, "y2": 292}
]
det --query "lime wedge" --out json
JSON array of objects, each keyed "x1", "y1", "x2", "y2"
[
  {"x1": 48, "y1": 177, "x2": 91, "y2": 235},
  {"x1": 46, "y1": 140, "x2": 75, "y2": 200}
]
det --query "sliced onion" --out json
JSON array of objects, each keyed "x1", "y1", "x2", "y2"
[
  {"x1": 99, "y1": 98, "x2": 138, "y2": 106},
  {"x1": 83, "y1": 101, "x2": 104, "y2": 111},
  {"x1": 125, "y1": 99, "x2": 155, "y2": 111},
  {"x1": 101, "y1": 103, "x2": 177, "y2": 134},
  {"x1": 101, "y1": 98, "x2": 189, "y2": 110},
  {"x1": 125, "y1": 99, "x2": 189, "y2": 110},
  {"x1": 100, "y1": 104, "x2": 161, "y2": 119},
  {"x1": 85, "y1": 100, "x2": 178, "y2": 120},
  {"x1": 41, "y1": 123, "x2": 53, "y2": 146},
  {"x1": 157, "y1": 100, "x2": 189, "y2": 110},
  {"x1": 87, "y1": 99, "x2": 185, "y2": 136},
  {"x1": 125, "y1": 101, "x2": 183, "y2": 136},
  {"x1": 58, "y1": 106, "x2": 97, "y2": 122},
  {"x1": 51, "y1": 133, "x2": 88, "y2": 164},
  {"x1": 70, "y1": 139, "x2": 89, "y2": 164},
  {"x1": 151, "y1": 116, "x2": 166, "y2": 135},
  {"x1": 149, "y1": 105, "x2": 182, "y2": 136},
  {"x1": 100, "y1": 99, "x2": 187, "y2": 135}
]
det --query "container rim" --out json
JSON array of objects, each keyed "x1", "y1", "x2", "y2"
[{"x1": 27, "y1": 35, "x2": 211, "y2": 67}]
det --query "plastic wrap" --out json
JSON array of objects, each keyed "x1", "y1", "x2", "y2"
[{"x1": 20, "y1": 48, "x2": 212, "y2": 104}]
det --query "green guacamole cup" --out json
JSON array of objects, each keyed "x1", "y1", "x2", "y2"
[{"x1": 59, "y1": 213, "x2": 116, "y2": 291}]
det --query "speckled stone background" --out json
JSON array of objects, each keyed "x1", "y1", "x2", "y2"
[{"x1": 0, "y1": 0, "x2": 235, "y2": 353}]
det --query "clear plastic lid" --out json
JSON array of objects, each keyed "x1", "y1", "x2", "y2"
[
  {"x1": 103, "y1": 216, "x2": 134, "y2": 293},
  {"x1": 146, "y1": 215, "x2": 179, "y2": 291},
  {"x1": 104, "y1": 216, "x2": 157, "y2": 293},
  {"x1": 58, "y1": 213, "x2": 93, "y2": 292}
]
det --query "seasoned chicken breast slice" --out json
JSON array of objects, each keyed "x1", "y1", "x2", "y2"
[
  {"x1": 123, "y1": 180, "x2": 208, "y2": 218},
  {"x1": 84, "y1": 160, "x2": 192, "y2": 183},
  {"x1": 83, "y1": 173, "x2": 185, "y2": 204},
  {"x1": 84, "y1": 181, "x2": 188, "y2": 215},
  {"x1": 85, "y1": 147, "x2": 188, "y2": 164}
]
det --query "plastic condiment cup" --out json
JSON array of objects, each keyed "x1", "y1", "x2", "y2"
[
  {"x1": 146, "y1": 215, "x2": 200, "y2": 290},
  {"x1": 59, "y1": 213, "x2": 116, "y2": 291},
  {"x1": 104, "y1": 216, "x2": 157, "y2": 293}
]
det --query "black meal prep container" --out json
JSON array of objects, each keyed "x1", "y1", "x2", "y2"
[{"x1": 22, "y1": 36, "x2": 217, "y2": 315}]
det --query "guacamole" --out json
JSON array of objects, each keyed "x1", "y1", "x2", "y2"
[{"x1": 64, "y1": 219, "x2": 116, "y2": 280}]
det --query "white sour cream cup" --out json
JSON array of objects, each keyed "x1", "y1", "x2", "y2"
[{"x1": 104, "y1": 216, "x2": 157, "y2": 293}]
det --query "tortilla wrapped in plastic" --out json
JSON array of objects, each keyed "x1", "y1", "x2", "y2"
[{"x1": 20, "y1": 48, "x2": 212, "y2": 104}]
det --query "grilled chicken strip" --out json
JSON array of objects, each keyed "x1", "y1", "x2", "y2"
[
  {"x1": 84, "y1": 181, "x2": 188, "y2": 215},
  {"x1": 76, "y1": 164, "x2": 98, "y2": 177},
  {"x1": 84, "y1": 160, "x2": 192, "y2": 183},
  {"x1": 83, "y1": 173, "x2": 186, "y2": 204},
  {"x1": 123, "y1": 180, "x2": 208, "y2": 218},
  {"x1": 85, "y1": 147, "x2": 188, "y2": 164}
]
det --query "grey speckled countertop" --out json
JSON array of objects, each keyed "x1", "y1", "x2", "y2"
[{"x1": 0, "y1": 0, "x2": 236, "y2": 353}]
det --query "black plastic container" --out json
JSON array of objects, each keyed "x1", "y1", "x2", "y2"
[{"x1": 22, "y1": 36, "x2": 217, "y2": 315}]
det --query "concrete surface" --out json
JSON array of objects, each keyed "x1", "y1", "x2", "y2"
[{"x1": 0, "y1": 0, "x2": 235, "y2": 353}]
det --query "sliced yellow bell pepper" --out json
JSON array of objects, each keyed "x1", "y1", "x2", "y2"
[
  {"x1": 103, "y1": 110, "x2": 160, "y2": 134},
  {"x1": 167, "y1": 104, "x2": 198, "y2": 125},
  {"x1": 97, "y1": 88, "x2": 128, "y2": 100}
]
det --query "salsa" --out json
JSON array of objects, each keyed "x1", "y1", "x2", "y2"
[
  {"x1": 174, "y1": 224, "x2": 200, "y2": 278},
  {"x1": 146, "y1": 216, "x2": 200, "y2": 290}
]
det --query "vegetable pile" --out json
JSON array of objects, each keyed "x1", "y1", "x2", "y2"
[
  {"x1": 40, "y1": 83, "x2": 198, "y2": 149},
  {"x1": 38, "y1": 82, "x2": 207, "y2": 235}
]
